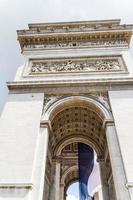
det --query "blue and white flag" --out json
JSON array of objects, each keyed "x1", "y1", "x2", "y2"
[{"x1": 78, "y1": 143, "x2": 94, "y2": 200}]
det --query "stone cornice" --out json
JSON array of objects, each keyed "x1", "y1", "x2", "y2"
[
  {"x1": 28, "y1": 19, "x2": 121, "y2": 29},
  {"x1": 17, "y1": 20, "x2": 133, "y2": 50},
  {"x1": 18, "y1": 31, "x2": 132, "y2": 50},
  {"x1": 18, "y1": 26, "x2": 133, "y2": 36},
  {"x1": 7, "y1": 77, "x2": 133, "y2": 92},
  {"x1": 0, "y1": 183, "x2": 33, "y2": 189}
]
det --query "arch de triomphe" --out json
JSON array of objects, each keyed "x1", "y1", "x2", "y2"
[{"x1": 0, "y1": 19, "x2": 133, "y2": 200}]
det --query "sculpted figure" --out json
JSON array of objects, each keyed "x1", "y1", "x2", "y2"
[
  {"x1": 31, "y1": 58, "x2": 121, "y2": 73},
  {"x1": 67, "y1": 60, "x2": 75, "y2": 71}
]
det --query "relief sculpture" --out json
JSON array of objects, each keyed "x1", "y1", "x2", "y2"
[
  {"x1": 25, "y1": 40, "x2": 128, "y2": 50},
  {"x1": 30, "y1": 58, "x2": 121, "y2": 74}
]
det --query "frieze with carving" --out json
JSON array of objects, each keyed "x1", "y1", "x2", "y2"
[
  {"x1": 30, "y1": 57, "x2": 123, "y2": 74},
  {"x1": 24, "y1": 40, "x2": 128, "y2": 50},
  {"x1": 18, "y1": 20, "x2": 133, "y2": 50}
]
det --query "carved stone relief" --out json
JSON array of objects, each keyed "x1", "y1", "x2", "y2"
[
  {"x1": 42, "y1": 95, "x2": 60, "y2": 114},
  {"x1": 24, "y1": 40, "x2": 128, "y2": 50},
  {"x1": 42, "y1": 93, "x2": 111, "y2": 116},
  {"x1": 29, "y1": 56, "x2": 125, "y2": 75},
  {"x1": 86, "y1": 93, "x2": 111, "y2": 111}
]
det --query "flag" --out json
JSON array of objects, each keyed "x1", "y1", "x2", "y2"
[{"x1": 78, "y1": 143, "x2": 94, "y2": 200}]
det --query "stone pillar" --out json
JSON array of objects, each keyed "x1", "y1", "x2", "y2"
[
  {"x1": 31, "y1": 122, "x2": 50, "y2": 200},
  {"x1": 50, "y1": 160, "x2": 56, "y2": 200},
  {"x1": 64, "y1": 193, "x2": 67, "y2": 200},
  {"x1": 0, "y1": 93, "x2": 44, "y2": 200},
  {"x1": 93, "y1": 192, "x2": 99, "y2": 200},
  {"x1": 98, "y1": 159, "x2": 109, "y2": 200},
  {"x1": 108, "y1": 176, "x2": 117, "y2": 200},
  {"x1": 55, "y1": 159, "x2": 61, "y2": 200},
  {"x1": 105, "y1": 122, "x2": 130, "y2": 200},
  {"x1": 60, "y1": 183, "x2": 65, "y2": 200}
]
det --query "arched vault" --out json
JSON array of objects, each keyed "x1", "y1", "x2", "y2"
[{"x1": 41, "y1": 96, "x2": 113, "y2": 157}]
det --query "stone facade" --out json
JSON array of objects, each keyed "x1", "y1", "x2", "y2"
[{"x1": 0, "y1": 19, "x2": 133, "y2": 200}]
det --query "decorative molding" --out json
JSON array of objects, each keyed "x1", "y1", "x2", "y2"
[
  {"x1": 17, "y1": 20, "x2": 133, "y2": 50},
  {"x1": 29, "y1": 56, "x2": 125, "y2": 75},
  {"x1": 20, "y1": 21, "x2": 131, "y2": 34},
  {"x1": 0, "y1": 183, "x2": 33, "y2": 189},
  {"x1": 85, "y1": 93, "x2": 111, "y2": 111},
  {"x1": 19, "y1": 32, "x2": 131, "y2": 50},
  {"x1": 7, "y1": 77, "x2": 133, "y2": 94},
  {"x1": 24, "y1": 40, "x2": 128, "y2": 50},
  {"x1": 42, "y1": 93, "x2": 111, "y2": 115},
  {"x1": 43, "y1": 95, "x2": 59, "y2": 114},
  {"x1": 125, "y1": 182, "x2": 133, "y2": 188}
]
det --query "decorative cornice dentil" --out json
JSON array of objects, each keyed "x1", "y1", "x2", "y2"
[{"x1": 17, "y1": 19, "x2": 133, "y2": 51}]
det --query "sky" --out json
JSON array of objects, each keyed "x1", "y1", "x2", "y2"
[
  {"x1": 0, "y1": 0, "x2": 133, "y2": 114},
  {"x1": 67, "y1": 183, "x2": 79, "y2": 200},
  {"x1": 0, "y1": 0, "x2": 133, "y2": 199}
]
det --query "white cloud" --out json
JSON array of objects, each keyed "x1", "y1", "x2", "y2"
[{"x1": 67, "y1": 194, "x2": 79, "y2": 200}]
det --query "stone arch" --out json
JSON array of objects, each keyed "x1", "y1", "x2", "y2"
[
  {"x1": 60, "y1": 165, "x2": 79, "y2": 200},
  {"x1": 55, "y1": 135, "x2": 101, "y2": 157},
  {"x1": 61, "y1": 165, "x2": 78, "y2": 185},
  {"x1": 41, "y1": 95, "x2": 114, "y2": 200},
  {"x1": 62, "y1": 166, "x2": 79, "y2": 196},
  {"x1": 42, "y1": 95, "x2": 112, "y2": 122},
  {"x1": 42, "y1": 96, "x2": 113, "y2": 159}
]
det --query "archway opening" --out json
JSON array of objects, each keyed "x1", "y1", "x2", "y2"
[
  {"x1": 62, "y1": 143, "x2": 102, "y2": 200},
  {"x1": 42, "y1": 96, "x2": 116, "y2": 200},
  {"x1": 66, "y1": 182, "x2": 79, "y2": 200},
  {"x1": 66, "y1": 181, "x2": 103, "y2": 200}
]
